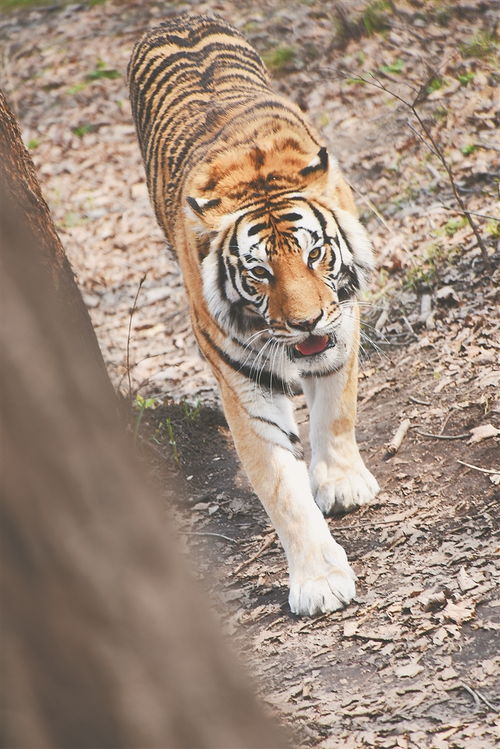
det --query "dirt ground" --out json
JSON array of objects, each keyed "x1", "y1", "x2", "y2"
[{"x1": 2, "y1": 1, "x2": 499, "y2": 746}]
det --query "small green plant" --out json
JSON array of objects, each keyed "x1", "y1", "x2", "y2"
[
  {"x1": 380, "y1": 59, "x2": 404, "y2": 74},
  {"x1": 85, "y1": 59, "x2": 121, "y2": 81},
  {"x1": 242, "y1": 20, "x2": 259, "y2": 33},
  {"x1": 164, "y1": 417, "x2": 180, "y2": 465},
  {"x1": 72, "y1": 124, "x2": 96, "y2": 137},
  {"x1": 60, "y1": 211, "x2": 86, "y2": 229},
  {"x1": 345, "y1": 76, "x2": 366, "y2": 85},
  {"x1": 26, "y1": 138, "x2": 40, "y2": 149},
  {"x1": 182, "y1": 400, "x2": 202, "y2": 422},
  {"x1": 460, "y1": 31, "x2": 497, "y2": 58},
  {"x1": 403, "y1": 241, "x2": 460, "y2": 291},
  {"x1": 442, "y1": 216, "x2": 467, "y2": 236},
  {"x1": 461, "y1": 143, "x2": 477, "y2": 155},
  {"x1": 133, "y1": 394, "x2": 156, "y2": 441},
  {"x1": 67, "y1": 82, "x2": 88, "y2": 95},
  {"x1": 485, "y1": 219, "x2": 500, "y2": 238},
  {"x1": 427, "y1": 77, "x2": 444, "y2": 93},
  {"x1": 457, "y1": 71, "x2": 475, "y2": 85},
  {"x1": 262, "y1": 45, "x2": 295, "y2": 70},
  {"x1": 362, "y1": 0, "x2": 391, "y2": 35},
  {"x1": 433, "y1": 106, "x2": 448, "y2": 121}
]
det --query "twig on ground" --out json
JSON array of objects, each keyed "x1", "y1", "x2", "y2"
[
  {"x1": 230, "y1": 532, "x2": 277, "y2": 577},
  {"x1": 385, "y1": 418, "x2": 411, "y2": 457},
  {"x1": 439, "y1": 411, "x2": 453, "y2": 436},
  {"x1": 473, "y1": 689, "x2": 498, "y2": 712},
  {"x1": 297, "y1": 612, "x2": 331, "y2": 633},
  {"x1": 402, "y1": 316, "x2": 419, "y2": 340},
  {"x1": 345, "y1": 630, "x2": 395, "y2": 643},
  {"x1": 187, "y1": 531, "x2": 238, "y2": 544},
  {"x1": 457, "y1": 460, "x2": 500, "y2": 475},
  {"x1": 459, "y1": 683, "x2": 498, "y2": 712},
  {"x1": 413, "y1": 429, "x2": 469, "y2": 440},
  {"x1": 126, "y1": 273, "x2": 147, "y2": 400},
  {"x1": 409, "y1": 395, "x2": 431, "y2": 406}
]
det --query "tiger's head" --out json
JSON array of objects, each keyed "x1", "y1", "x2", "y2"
[{"x1": 185, "y1": 139, "x2": 374, "y2": 375}]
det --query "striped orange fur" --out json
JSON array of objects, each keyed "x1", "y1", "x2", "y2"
[{"x1": 129, "y1": 13, "x2": 379, "y2": 616}]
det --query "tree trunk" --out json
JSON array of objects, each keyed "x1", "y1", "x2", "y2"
[{"x1": 0, "y1": 89, "x2": 287, "y2": 749}]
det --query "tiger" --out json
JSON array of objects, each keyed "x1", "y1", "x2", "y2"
[{"x1": 128, "y1": 13, "x2": 379, "y2": 616}]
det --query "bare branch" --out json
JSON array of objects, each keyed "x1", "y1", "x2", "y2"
[
  {"x1": 385, "y1": 418, "x2": 411, "y2": 457},
  {"x1": 350, "y1": 72, "x2": 491, "y2": 268},
  {"x1": 126, "y1": 273, "x2": 147, "y2": 401}
]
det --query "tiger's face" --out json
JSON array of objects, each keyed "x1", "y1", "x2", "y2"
[{"x1": 187, "y1": 144, "x2": 373, "y2": 374}]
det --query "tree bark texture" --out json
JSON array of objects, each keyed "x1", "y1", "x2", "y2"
[{"x1": 0, "y1": 89, "x2": 287, "y2": 749}]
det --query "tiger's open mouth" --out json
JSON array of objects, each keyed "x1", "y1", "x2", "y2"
[{"x1": 293, "y1": 334, "x2": 334, "y2": 358}]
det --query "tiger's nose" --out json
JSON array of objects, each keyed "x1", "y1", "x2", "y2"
[{"x1": 287, "y1": 311, "x2": 323, "y2": 331}]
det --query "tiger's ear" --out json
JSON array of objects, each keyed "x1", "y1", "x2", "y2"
[
  {"x1": 186, "y1": 196, "x2": 221, "y2": 217},
  {"x1": 299, "y1": 146, "x2": 329, "y2": 179},
  {"x1": 186, "y1": 196, "x2": 222, "y2": 231}
]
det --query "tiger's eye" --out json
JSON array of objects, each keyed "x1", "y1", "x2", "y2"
[
  {"x1": 308, "y1": 247, "x2": 322, "y2": 263},
  {"x1": 251, "y1": 265, "x2": 268, "y2": 278}
]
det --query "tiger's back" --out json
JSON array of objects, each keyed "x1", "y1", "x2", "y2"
[{"x1": 129, "y1": 13, "x2": 324, "y2": 244}]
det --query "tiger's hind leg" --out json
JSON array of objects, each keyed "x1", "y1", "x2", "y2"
[{"x1": 302, "y1": 321, "x2": 379, "y2": 515}]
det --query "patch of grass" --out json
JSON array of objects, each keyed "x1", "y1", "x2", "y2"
[
  {"x1": 133, "y1": 394, "x2": 156, "y2": 441},
  {"x1": 362, "y1": 0, "x2": 391, "y2": 35},
  {"x1": 0, "y1": 0, "x2": 55, "y2": 9},
  {"x1": 163, "y1": 417, "x2": 180, "y2": 465},
  {"x1": 427, "y1": 76, "x2": 444, "y2": 93},
  {"x1": 67, "y1": 82, "x2": 88, "y2": 95},
  {"x1": 72, "y1": 123, "x2": 96, "y2": 137},
  {"x1": 317, "y1": 112, "x2": 330, "y2": 128},
  {"x1": 460, "y1": 31, "x2": 497, "y2": 58},
  {"x1": 403, "y1": 241, "x2": 460, "y2": 291},
  {"x1": 435, "y1": 5, "x2": 451, "y2": 26},
  {"x1": 262, "y1": 45, "x2": 295, "y2": 70},
  {"x1": 59, "y1": 211, "x2": 87, "y2": 229},
  {"x1": 380, "y1": 58, "x2": 404, "y2": 75},
  {"x1": 85, "y1": 59, "x2": 121, "y2": 81},
  {"x1": 181, "y1": 400, "x2": 202, "y2": 422},
  {"x1": 461, "y1": 143, "x2": 477, "y2": 156},
  {"x1": 441, "y1": 217, "x2": 468, "y2": 237},
  {"x1": 242, "y1": 20, "x2": 260, "y2": 33},
  {"x1": 457, "y1": 71, "x2": 475, "y2": 85},
  {"x1": 433, "y1": 106, "x2": 448, "y2": 121},
  {"x1": 485, "y1": 219, "x2": 500, "y2": 238}
]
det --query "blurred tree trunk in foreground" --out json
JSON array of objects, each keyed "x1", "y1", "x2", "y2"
[{"x1": 0, "y1": 89, "x2": 287, "y2": 749}]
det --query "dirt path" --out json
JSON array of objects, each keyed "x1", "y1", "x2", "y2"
[{"x1": 2, "y1": 1, "x2": 498, "y2": 746}]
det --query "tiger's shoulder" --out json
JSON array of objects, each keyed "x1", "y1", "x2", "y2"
[{"x1": 128, "y1": 14, "x2": 329, "y2": 238}]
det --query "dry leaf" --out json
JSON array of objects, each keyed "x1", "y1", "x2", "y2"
[
  {"x1": 457, "y1": 567, "x2": 478, "y2": 592},
  {"x1": 439, "y1": 666, "x2": 459, "y2": 681},
  {"x1": 443, "y1": 600, "x2": 475, "y2": 624},
  {"x1": 343, "y1": 621, "x2": 358, "y2": 638},
  {"x1": 395, "y1": 663, "x2": 424, "y2": 678},
  {"x1": 468, "y1": 423, "x2": 500, "y2": 444}
]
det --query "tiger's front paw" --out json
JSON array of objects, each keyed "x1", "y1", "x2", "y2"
[
  {"x1": 313, "y1": 463, "x2": 379, "y2": 516},
  {"x1": 288, "y1": 540, "x2": 356, "y2": 616}
]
